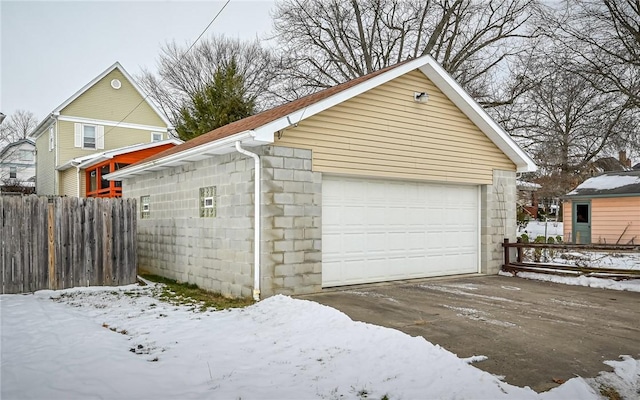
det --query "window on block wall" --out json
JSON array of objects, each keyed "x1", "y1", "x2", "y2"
[
  {"x1": 199, "y1": 186, "x2": 216, "y2": 217},
  {"x1": 140, "y1": 195, "x2": 151, "y2": 219}
]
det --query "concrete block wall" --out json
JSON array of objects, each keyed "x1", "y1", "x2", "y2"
[
  {"x1": 480, "y1": 169, "x2": 517, "y2": 274},
  {"x1": 260, "y1": 145, "x2": 322, "y2": 297},
  {"x1": 122, "y1": 152, "x2": 255, "y2": 298},
  {"x1": 122, "y1": 145, "x2": 322, "y2": 299}
]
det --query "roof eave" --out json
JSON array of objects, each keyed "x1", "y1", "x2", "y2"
[{"x1": 105, "y1": 131, "x2": 271, "y2": 180}]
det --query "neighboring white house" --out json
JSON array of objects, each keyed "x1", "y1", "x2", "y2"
[{"x1": 0, "y1": 139, "x2": 36, "y2": 192}]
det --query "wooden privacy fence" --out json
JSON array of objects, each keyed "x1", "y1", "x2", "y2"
[{"x1": 1, "y1": 195, "x2": 137, "y2": 294}]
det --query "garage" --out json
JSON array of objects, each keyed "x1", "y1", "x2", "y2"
[{"x1": 322, "y1": 176, "x2": 479, "y2": 287}]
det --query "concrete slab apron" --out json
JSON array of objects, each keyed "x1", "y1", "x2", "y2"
[{"x1": 299, "y1": 275, "x2": 640, "y2": 393}]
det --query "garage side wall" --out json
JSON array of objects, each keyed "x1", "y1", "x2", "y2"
[
  {"x1": 122, "y1": 145, "x2": 321, "y2": 298},
  {"x1": 481, "y1": 170, "x2": 517, "y2": 274},
  {"x1": 122, "y1": 152, "x2": 255, "y2": 298}
]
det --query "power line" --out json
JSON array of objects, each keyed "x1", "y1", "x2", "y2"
[{"x1": 100, "y1": 0, "x2": 232, "y2": 141}]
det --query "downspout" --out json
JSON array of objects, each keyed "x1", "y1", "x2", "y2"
[
  {"x1": 235, "y1": 141, "x2": 261, "y2": 301},
  {"x1": 76, "y1": 166, "x2": 81, "y2": 197}
]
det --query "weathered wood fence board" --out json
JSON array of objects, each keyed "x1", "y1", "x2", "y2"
[{"x1": 0, "y1": 195, "x2": 137, "y2": 294}]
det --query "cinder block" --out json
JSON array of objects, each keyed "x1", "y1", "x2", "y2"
[
  {"x1": 274, "y1": 240, "x2": 294, "y2": 252},
  {"x1": 284, "y1": 157, "x2": 304, "y2": 170},
  {"x1": 262, "y1": 156, "x2": 284, "y2": 168},
  {"x1": 272, "y1": 146, "x2": 295, "y2": 157},
  {"x1": 293, "y1": 148, "x2": 312, "y2": 159},
  {"x1": 293, "y1": 170, "x2": 314, "y2": 182},
  {"x1": 274, "y1": 168, "x2": 294, "y2": 181},
  {"x1": 281, "y1": 181, "x2": 303, "y2": 194},
  {"x1": 274, "y1": 216, "x2": 294, "y2": 228},
  {"x1": 284, "y1": 251, "x2": 305, "y2": 264},
  {"x1": 274, "y1": 192, "x2": 295, "y2": 205}
]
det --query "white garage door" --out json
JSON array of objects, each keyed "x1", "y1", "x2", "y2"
[{"x1": 322, "y1": 176, "x2": 479, "y2": 287}]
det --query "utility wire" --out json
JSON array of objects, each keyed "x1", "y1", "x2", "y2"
[{"x1": 99, "y1": 0, "x2": 231, "y2": 141}]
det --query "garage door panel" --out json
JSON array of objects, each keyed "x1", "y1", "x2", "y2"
[{"x1": 322, "y1": 176, "x2": 479, "y2": 287}]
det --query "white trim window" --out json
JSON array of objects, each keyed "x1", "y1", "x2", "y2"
[
  {"x1": 9, "y1": 166, "x2": 17, "y2": 179},
  {"x1": 151, "y1": 132, "x2": 163, "y2": 142},
  {"x1": 49, "y1": 126, "x2": 55, "y2": 151},
  {"x1": 74, "y1": 123, "x2": 104, "y2": 149}
]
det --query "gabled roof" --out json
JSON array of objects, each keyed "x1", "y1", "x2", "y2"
[
  {"x1": 566, "y1": 171, "x2": 640, "y2": 198},
  {"x1": 107, "y1": 55, "x2": 536, "y2": 180},
  {"x1": 30, "y1": 62, "x2": 172, "y2": 139},
  {"x1": 0, "y1": 139, "x2": 35, "y2": 159},
  {"x1": 56, "y1": 139, "x2": 182, "y2": 171}
]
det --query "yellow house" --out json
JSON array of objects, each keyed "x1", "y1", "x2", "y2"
[
  {"x1": 29, "y1": 62, "x2": 173, "y2": 197},
  {"x1": 563, "y1": 171, "x2": 640, "y2": 244},
  {"x1": 108, "y1": 55, "x2": 537, "y2": 299}
]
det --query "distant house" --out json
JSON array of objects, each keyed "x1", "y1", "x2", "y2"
[
  {"x1": 517, "y1": 180, "x2": 541, "y2": 219},
  {"x1": 107, "y1": 55, "x2": 536, "y2": 299},
  {"x1": 563, "y1": 171, "x2": 640, "y2": 245},
  {"x1": 0, "y1": 139, "x2": 36, "y2": 193},
  {"x1": 28, "y1": 62, "x2": 173, "y2": 197},
  {"x1": 56, "y1": 140, "x2": 181, "y2": 198}
]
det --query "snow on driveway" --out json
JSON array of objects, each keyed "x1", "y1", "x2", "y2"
[{"x1": 1, "y1": 284, "x2": 636, "y2": 399}]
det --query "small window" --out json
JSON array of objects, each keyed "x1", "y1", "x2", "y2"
[
  {"x1": 576, "y1": 204, "x2": 589, "y2": 223},
  {"x1": 83, "y1": 125, "x2": 96, "y2": 149},
  {"x1": 199, "y1": 186, "x2": 216, "y2": 217},
  {"x1": 140, "y1": 196, "x2": 150, "y2": 219},
  {"x1": 9, "y1": 166, "x2": 17, "y2": 179},
  {"x1": 49, "y1": 126, "x2": 55, "y2": 151},
  {"x1": 151, "y1": 132, "x2": 163, "y2": 142}
]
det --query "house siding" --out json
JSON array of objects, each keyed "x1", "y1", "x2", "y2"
[
  {"x1": 276, "y1": 69, "x2": 515, "y2": 184},
  {"x1": 121, "y1": 145, "x2": 321, "y2": 298},
  {"x1": 59, "y1": 69, "x2": 165, "y2": 127},
  {"x1": 35, "y1": 123, "x2": 56, "y2": 195},
  {"x1": 59, "y1": 169, "x2": 78, "y2": 197},
  {"x1": 56, "y1": 121, "x2": 164, "y2": 167},
  {"x1": 564, "y1": 198, "x2": 640, "y2": 244}
]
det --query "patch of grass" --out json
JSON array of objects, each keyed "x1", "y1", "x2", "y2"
[
  {"x1": 140, "y1": 274, "x2": 254, "y2": 311},
  {"x1": 599, "y1": 385, "x2": 622, "y2": 400}
]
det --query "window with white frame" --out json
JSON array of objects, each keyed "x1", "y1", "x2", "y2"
[
  {"x1": 151, "y1": 132, "x2": 163, "y2": 142},
  {"x1": 49, "y1": 126, "x2": 55, "y2": 151},
  {"x1": 9, "y1": 166, "x2": 17, "y2": 179},
  {"x1": 83, "y1": 125, "x2": 96, "y2": 149},
  {"x1": 74, "y1": 123, "x2": 104, "y2": 149},
  {"x1": 140, "y1": 195, "x2": 151, "y2": 219}
]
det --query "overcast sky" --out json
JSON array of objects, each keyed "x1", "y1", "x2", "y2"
[{"x1": 1, "y1": 0, "x2": 275, "y2": 123}]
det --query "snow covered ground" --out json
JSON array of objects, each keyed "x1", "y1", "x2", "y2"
[
  {"x1": 2, "y1": 283, "x2": 638, "y2": 399},
  {"x1": 519, "y1": 220, "x2": 564, "y2": 239},
  {"x1": 499, "y1": 270, "x2": 640, "y2": 293}
]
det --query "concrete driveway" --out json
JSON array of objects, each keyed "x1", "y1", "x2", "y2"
[{"x1": 299, "y1": 275, "x2": 640, "y2": 392}]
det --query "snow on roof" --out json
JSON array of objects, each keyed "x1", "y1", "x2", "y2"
[
  {"x1": 566, "y1": 171, "x2": 640, "y2": 197},
  {"x1": 517, "y1": 180, "x2": 541, "y2": 190}
]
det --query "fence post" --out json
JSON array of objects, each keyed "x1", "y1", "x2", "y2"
[
  {"x1": 503, "y1": 238, "x2": 510, "y2": 268},
  {"x1": 48, "y1": 202, "x2": 55, "y2": 290},
  {"x1": 516, "y1": 237, "x2": 523, "y2": 263}
]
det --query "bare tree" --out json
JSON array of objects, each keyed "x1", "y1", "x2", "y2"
[
  {"x1": 541, "y1": 0, "x2": 640, "y2": 108},
  {"x1": 506, "y1": 46, "x2": 638, "y2": 196},
  {"x1": 0, "y1": 110, "x2": 38, "y2": 146},
  {"x1": 138, "y1": 35, "x2": 282, "y2": 126},
  {"x1": 271, "y1": 0, "x2": 539, "y2": 105}
]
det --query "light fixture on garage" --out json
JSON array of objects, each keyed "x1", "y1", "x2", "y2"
[{"x1": 414, "y1": 92, "x2": 429, "y2": 103}]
